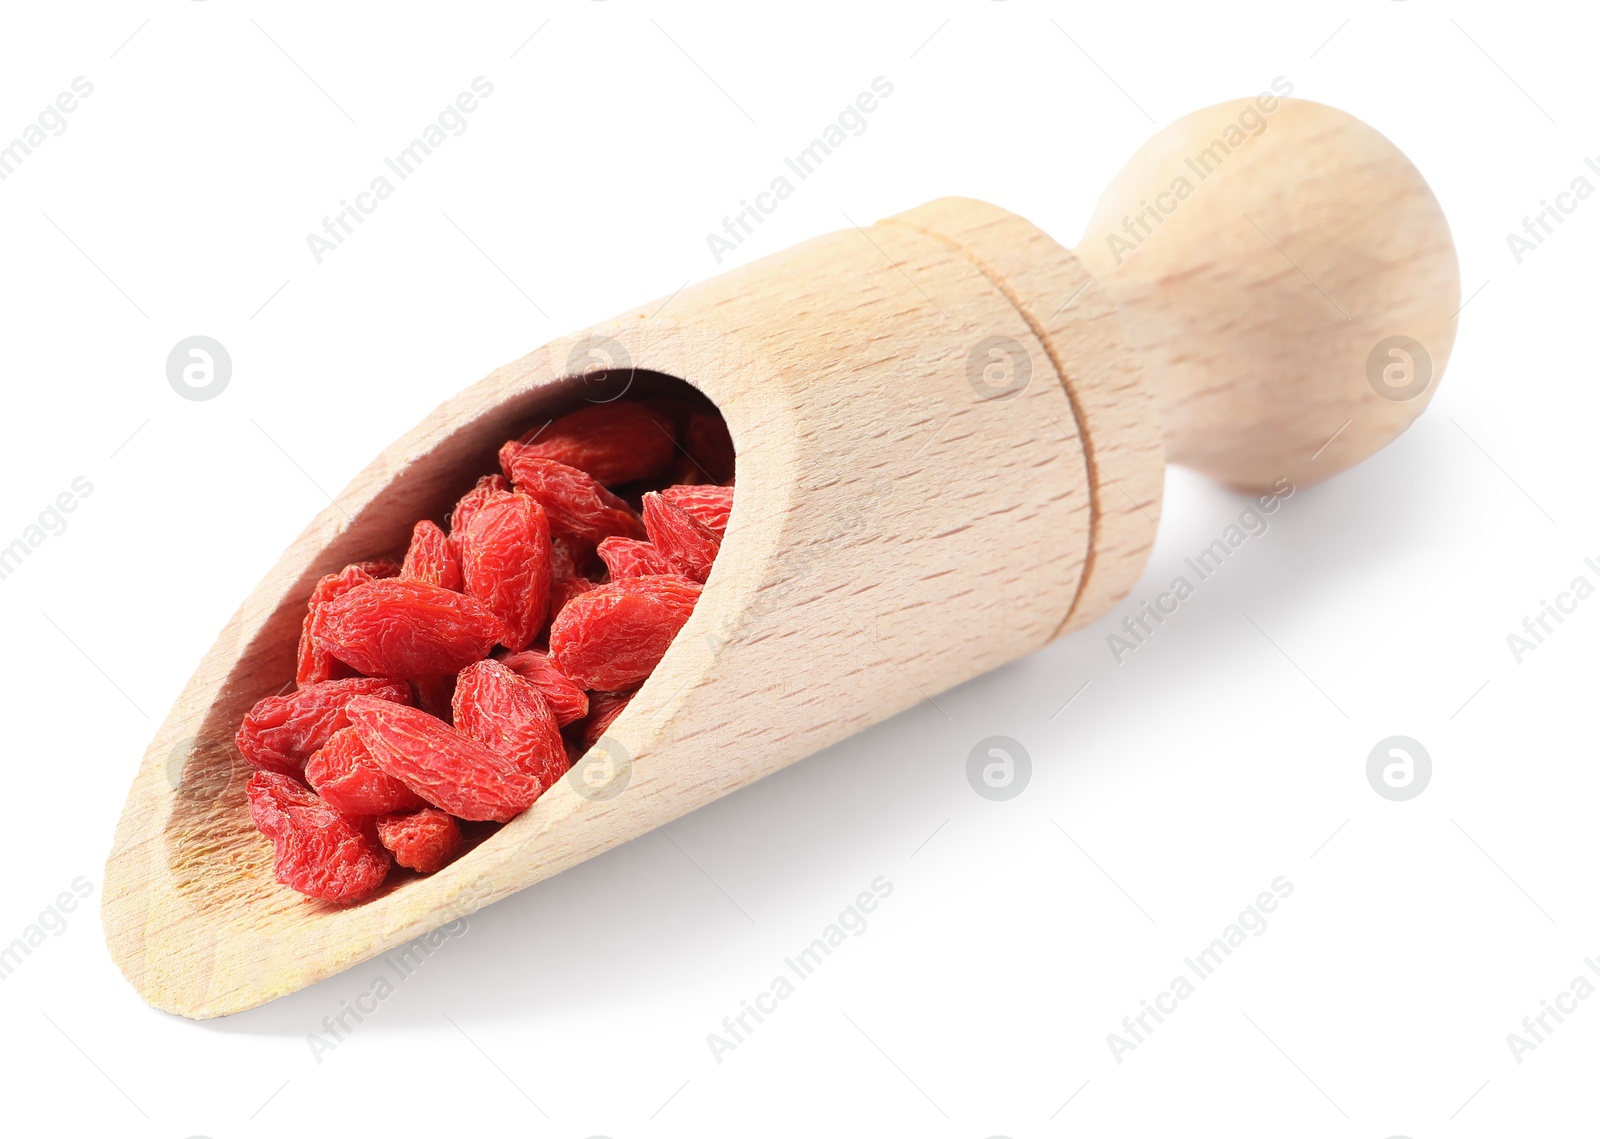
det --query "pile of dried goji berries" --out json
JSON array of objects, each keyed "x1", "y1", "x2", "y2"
[{"x1": 236, "y1": 397, "x2": 734, "y2": 905}]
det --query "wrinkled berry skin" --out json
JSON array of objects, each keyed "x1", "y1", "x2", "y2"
[
  {"x1": 450, "y1": 474, "x2": 511, "y2": 536},
  {"x1": 376, "y1": 808, "x2": 462, "y2": 874},
  {"x1": 296, "y1": 563, "x2": 380, "y2": 687},
  {"x1": 400, "y1": 520, "x2": 462, "y2": 591},
  {"x1": 458, "y1": 491, "x2": 552, "y2": 652},
  {"x1": 345, "y1": 696, "x2": 552, "y2": 823},
  {"x1": 505, "y1": 402, "x2": 677, "y2": 485},
  {"x1": 549, "y1": 574, "x2": 702, "y2": 690},
  {"x1": 305, "y1": 727, "x2": 426, "y2": 815},
  {"x1": 499, "y1": 453, "x2": 645, "y2": 543},
  {"x1": 236, "y1": 677, "x2": 412, "y2": 777},
  {"x1": 497, "y1": 649, "x2": 589, "y2": 726},
  {"x1": 641, "y1": 492, "x2": 720, "y2": 584},
  {"x1": 247, "y1": 771, "x2": 391, "y2": 905},
  {"x1": 311, "y1": 579, "x2": 505, "y2": 678},
  {"x1": 661, "y1": 484, "x2": 733, "y2": 537},
  {"x1": 549, "y1": 575, "x2": 600, "y2": 619},
  {"x1": 453, "y1": 659, "x2": 569, "y2": 796},
  {"x1": 597, "y1": 536, "x2": 672, "y2": 580}
]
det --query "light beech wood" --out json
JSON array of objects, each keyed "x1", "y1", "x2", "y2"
[
  {"x1": 886, "y1": 199, "x2": 1164, "y2": 633},
  {"x1": 103, "y1": 98, "x2": 1458, "y2": 1017},
  {"x1": 1076, "y1": 97, "x2": 1461, "y2": 491}
]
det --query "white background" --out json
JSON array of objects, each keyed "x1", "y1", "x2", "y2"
[{"x1": 1, "y1": 1, "x2": 1595, "y2": 1135}]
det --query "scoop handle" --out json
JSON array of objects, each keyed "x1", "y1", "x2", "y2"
[{"x1": 1073, "y1": 96, "x2": 1461, "y2": 492}]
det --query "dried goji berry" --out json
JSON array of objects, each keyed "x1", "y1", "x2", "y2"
[
  {"x1": 237, "y1": 677, "x2": 412, "y2": 776},
  {"x1": 457, "y1": 491, "x2": 551, "y2": 652},
  {"x1": 660, "y1": 484, "x2": 733, "y2": 538},
  {"x1": 549, "y1": 575, "x2": 601, "y2": 619},
  {"x1": 641, "y1": 492, "x2": 720, "y2": 583},
  {"x1": 499, "y1": 453, "x2": 645, "y2": 543},
  {"x1": 345, "y1": 695, "x2": 550, "y2": 822},
  {"x1": 410, "y1": 673, "x2": 457, "y2": 724},
  {"x1": 312, "y1": 565, "x2": 377, "y2": 602},
  {"x1": 578, "y1": 688, "x2": 636, "y2": 750},
  {"x1": 376, "y1": 808, "x2": 462, "y2": 874},
  {"x1": 497, "y1": 649, "x2": 589, "y2": 726},
  {"x1": 597, "y1": 536, "x2": 672, "y2": 580},
  {"x1": 548, "y1": 574, "x2": 702, "y2": 690},
  {"x1": 324, "y1": 566, "x2": 381, "y2": 601},
  {"x1": 305, "y1": 726, "x2": 426, "y2": 815},
  {"x1": 400, "y1": 519, "x2": 462, "y2": 591},
  {"x1": 247, "y1": 771, "x2": 391, "y2": 904},
  {"x1": 248, "y1": 399, "x2": 736, "y2": 909},
  {"x1": 550, "y1": 534, "x2": 581, "y2": 581},
  {"x1": 640, "y1": 396, "x2": 697, "y2": 437},
  {"x1": 311, "y1": 579, "x2": 505, "y2": 678},
  {"x1": 353, "y1": 560, "x2": 402, "y2": 579},
  {"x1": 683, "y1": 410, "x2": 735, "y2": 484},
  {"x1": 506, "y1": 402, "x2": 677, "y2": 486},
  {"x1": 449, "y1": 474, "x2": 511, "y2": 536},
  {"x1": 551, "y1": 534, "x2": 603, "y2": 582},
  {"x1": 453, "y1": 659, "x2": 568, "y2": 795},
  {"x1": 296, "y1": 564, "x2": 377, "y2": 687}
]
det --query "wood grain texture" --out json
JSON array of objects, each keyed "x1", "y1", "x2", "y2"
[
  {"x1": 104, "y1": 214, "x2": 1109, "y2": 1018},
  {"x1": 102, "y1": 96, "x2": 1460, "y2": 1018},
  {"x1": 1075, "y1": 97, "x2": 1460, "y2": 492},
  {"x1": 886, "y1": 198, "x2": 1165, "y2": 633}
]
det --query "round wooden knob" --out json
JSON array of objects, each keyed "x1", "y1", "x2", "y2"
[{"x1": 1074, "y1": 97, "x2": 1461, "y2": 492}]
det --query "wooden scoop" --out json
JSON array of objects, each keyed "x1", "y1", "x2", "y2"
[{"x1": 103, "y1": 97, "x2": 1459, "y2": 1017}]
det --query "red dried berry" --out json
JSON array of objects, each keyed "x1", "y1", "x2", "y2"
[
  {"x1": 345, "y1": 696, "x2": 551, "y2": 823},
  {"x1": 400, "y1": 520, "x2": 462, "y2": 591},
  {"x1": 453, "y1": 660, "x2": 568, "y2": 795},
  {"x1": 311, "y1": 579, "x2": 505, "y2": 678},
  {"x1": 640, "y1": 396, "x2": 696, "y2": 428},
  {"x1": 548, "y1": 574, "x2": 702, "y2": 690},
  {"x1": 236, "y1": 677, "x2": 412, "y2": 777},
  {"x1": 551, "y1": 534, "x2": 603, "y2": 582},
  {"x1": 499, "y1": 453, "x2": 645, "y2": 543},
  {"x1": 579, "y1": 688, "x2": 636, "y2": 750},
  {"x1": 352, "y1": 560, "x2": 403, "y2": 579},
  {"x1": 497, "y1": 649, "x2": 589, "y2": 726},
  {"x1": 506, "y1": 402, "x2": 677, "y2": 485},
  {"x1": 247, "y1": 771, "x2": 391, "y2": 905},
  {"x1": 665, "y1": 455, "x2": 707, "y2": 486},
  {"x1": 376, "y1": 808, "x2": 462, "y2": 874},
  {"x1": 661, "y1": 484, "x2": 733, "y2": 538},
  {"x1": 410, "y1": 673, "x2": 457, "y2": 724},
  {"x1": 547, "y1": 535, "x2": 602, "y2": 627},
  {"x1": 305, "y1": 726, "x2": 426, "y2": 815},
  {"x1": 597, "y1": 536, "x2": 673, "y2": 580},
  {"x1": 297, "y1": 623, "x2": 348, "y2": 689},
  {"x1": 457, "y1": 491, "x2": 552, "y2": 652},
  {"x1": 449, "y1": 474, "x2": 511, "y2": 536},
  {"x1": 296, "y1": 564, "x2": 376, "y2": 687},
  {"x1": 683, "y1": 411, "x2": 735, "y2": 484},
  {"x1": 312, "y1": 566, "x2": 377, "y2": 604},
  {"x1": 641, "y1": 492, "x2": 721, "y2": 584},
  {"x1": 549, "y1": 575, "x2": 601, "y2": 619}
]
